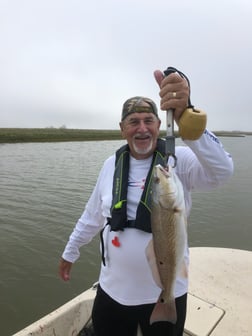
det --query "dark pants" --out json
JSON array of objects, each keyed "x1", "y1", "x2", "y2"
[{"x1": 92, "y1": 285, "x2": 187, "y2": 336}]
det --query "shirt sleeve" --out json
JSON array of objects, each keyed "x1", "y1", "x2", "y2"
[
  {"x1": 176, "y1": 129, "x2": 234, "y2": 191},
  {"x1": 62, "y1": 155, "x2": 115, "y2": 263}
]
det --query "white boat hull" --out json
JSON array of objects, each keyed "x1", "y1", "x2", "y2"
[
  {"x1": 12, "y1": 285, "x2": 96, "y2": 336},
  {"x1": 13, "y1": 248, "x2": 252, "y2": 336}
]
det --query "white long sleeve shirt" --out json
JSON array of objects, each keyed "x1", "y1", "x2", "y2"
[{"x1": 62, "y1": 130, "x2": 233, "y2": 305}]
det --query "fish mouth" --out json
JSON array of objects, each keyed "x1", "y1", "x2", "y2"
[{"x1": 155, "y1": 164, "x2": 169, "y2": 177}]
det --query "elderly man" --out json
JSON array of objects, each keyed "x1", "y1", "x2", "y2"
[{"x1": 59, "y1": 68, "x2": 233, "y2": 336}]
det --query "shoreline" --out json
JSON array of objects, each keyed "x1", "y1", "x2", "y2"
[{"x1": 0, "y1": 128, "x2": 250, "y2": 144}]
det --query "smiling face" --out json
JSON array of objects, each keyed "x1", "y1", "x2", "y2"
[{"x1": 120, "y1": 106, "x2": 161, "y2": 159}]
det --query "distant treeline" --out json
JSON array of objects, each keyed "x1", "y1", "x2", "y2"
[{"x1": 0, "y1": 128, "x2": 251, "y2": 143}]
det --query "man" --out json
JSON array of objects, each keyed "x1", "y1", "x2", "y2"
[{"x1": 59, "y1": 69, "x2": 233, "y2": 336}]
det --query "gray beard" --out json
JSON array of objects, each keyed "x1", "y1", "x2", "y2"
[{"x1": 132, "y1": 138, "x2": 153, "y2": 156}]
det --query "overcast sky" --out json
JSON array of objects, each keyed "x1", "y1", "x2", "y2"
[{"x1": 1, "y1": 0, "x2": 251, "y2": 131}]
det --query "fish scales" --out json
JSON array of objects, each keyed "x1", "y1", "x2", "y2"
[{"x1": 146, "y1": 164, "x2": 187, "y2": 325}]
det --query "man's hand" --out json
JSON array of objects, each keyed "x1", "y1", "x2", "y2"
[
  {"x1": 59, "y1": 258, "x2": 72, "y2": 281},
  {"x1": 154, "y1": 70, "x2": 190, "y2": 124}
]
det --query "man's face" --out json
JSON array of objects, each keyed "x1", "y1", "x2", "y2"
[{"x1": 120, "y1": 111, "x2": 161, "y2": 160}]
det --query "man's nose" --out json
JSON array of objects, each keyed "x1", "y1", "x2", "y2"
[{"x1": 138, "y1": 120, "x2": 148, "y2": 131}]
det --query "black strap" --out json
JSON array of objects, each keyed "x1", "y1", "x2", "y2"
[{"x1": 100, "y1": 227, "x2": 106, "y2": 266}]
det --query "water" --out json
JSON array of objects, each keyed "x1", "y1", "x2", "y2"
[{"x1": 0, "y1": 137, "x2": 251, "y2": 335}]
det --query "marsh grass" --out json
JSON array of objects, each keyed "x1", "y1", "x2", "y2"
[
  {"x1": 0, "y1": 128, "x2": 125, "y2": 143},
  {"x1": 0, "y1": 128, "x2": 248, "y2": 143}
]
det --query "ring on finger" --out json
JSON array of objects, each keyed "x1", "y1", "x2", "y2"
[{"x1": 172, "y1": 92, "x2": 177, "y2": 98}]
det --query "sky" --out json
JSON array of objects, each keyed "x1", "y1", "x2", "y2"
[{"x1": 0, "y1": 0, "x2": 252, "y2": 131}]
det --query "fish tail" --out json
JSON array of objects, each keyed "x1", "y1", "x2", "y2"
[{"x1": 150, "y1": 297, "x2": 177, "y2": 325}]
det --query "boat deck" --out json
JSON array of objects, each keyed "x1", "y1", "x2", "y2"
[
  {"x1": 13, "y1": 247, "x2": 252, "y2": 336},
  {"x1": 183, "y1": 247, "x2": 252, "y2": 336}
]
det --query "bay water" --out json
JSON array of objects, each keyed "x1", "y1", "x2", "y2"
[{"x1": 0, "y1": 136, "x2": 251, "y2": 335}]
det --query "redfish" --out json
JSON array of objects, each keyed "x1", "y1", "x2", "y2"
[{"x1": 146, "y1": 164, "x2": 187, "y2": 325}]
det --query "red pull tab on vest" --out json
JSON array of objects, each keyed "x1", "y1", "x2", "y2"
[{"x1": 112, "y1": 236, "x2": 120, "y2": 247}]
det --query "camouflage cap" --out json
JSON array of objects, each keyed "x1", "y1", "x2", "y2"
[{"x1": 121, "y1": 96, "x2": 159, "y2": 121}]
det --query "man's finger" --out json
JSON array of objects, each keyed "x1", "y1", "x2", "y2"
[{"x1": 153, "y1": 70, "x2": 164, "y2": 88}]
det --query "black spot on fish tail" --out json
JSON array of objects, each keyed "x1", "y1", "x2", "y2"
[{"x1": 173, "y1": 207, "x2": 180, "y2": 213}]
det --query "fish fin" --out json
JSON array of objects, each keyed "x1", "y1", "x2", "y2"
[
  {"x1": 178, "y1": 259, "x2": 188, "y2": 279},
  {"x1": 150, "y1": 296, "x2": 177, "y2": 325},
  {"x1": 145, "y1": 240, "x2": 163, "y2": 289}
]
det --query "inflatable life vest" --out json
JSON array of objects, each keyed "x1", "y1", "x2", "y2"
[{"x1": 107, "y1": 138, "x2": 167, "y2": 233}]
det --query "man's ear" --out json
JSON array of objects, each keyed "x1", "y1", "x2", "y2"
[{"x1": 119, "y1": 122, "x2": 125, "y2": 138}]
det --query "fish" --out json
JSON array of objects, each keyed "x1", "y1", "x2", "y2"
[{"x1": 146, "y1": 163, "x2": 188, "y2": 325}]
